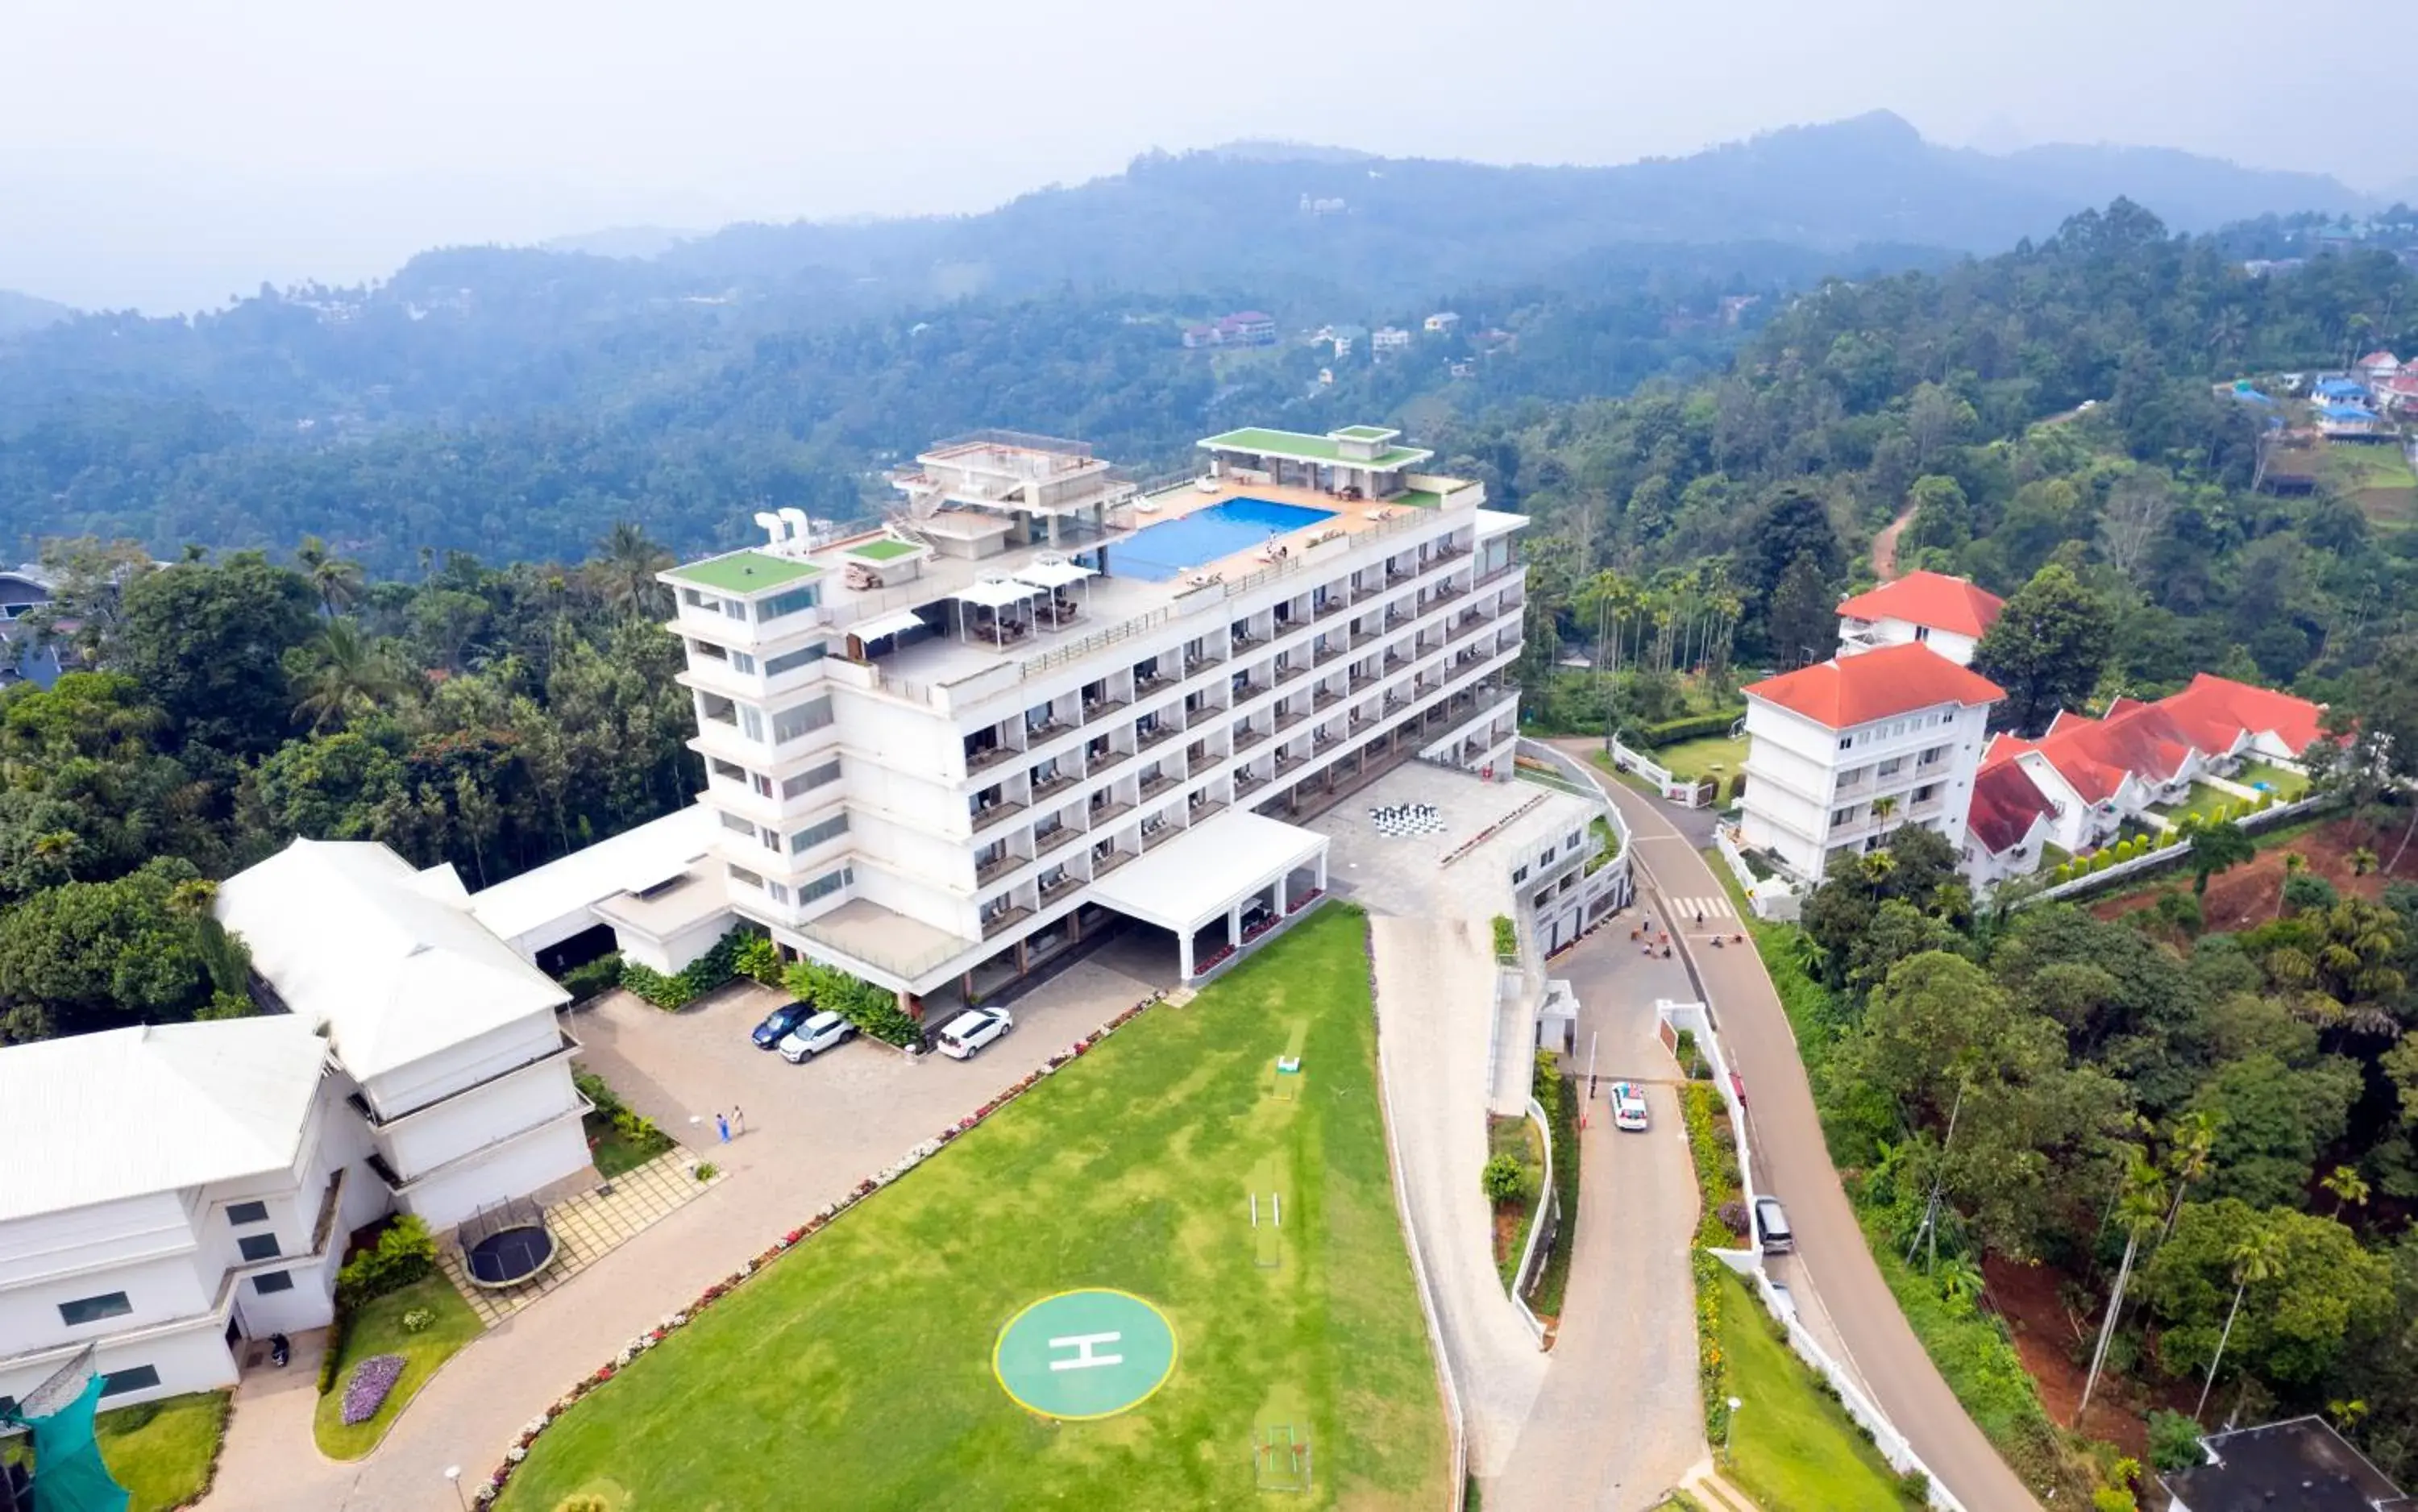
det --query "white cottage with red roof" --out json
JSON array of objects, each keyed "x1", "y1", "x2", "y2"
[
  {"x1": 1737, "y1": 642, "x2": 2005, "y2": 881},
  {"x1": 1834, "y1": 570, "x2": 2005, "y2": 667}
]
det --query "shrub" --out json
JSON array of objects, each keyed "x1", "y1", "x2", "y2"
[
  {"x1": 782, "y1": 958, "x2": 920, "y2": 1048},
  {"x1": 572, "y1": 1069, "x2": 621, "y2": 1116},
  {"x1": 2091, "y1": 1489, "x2": 2137, "y2": 1512},
  {"x1": 400, "y1": 1307, "x2": 435, "y2": 1335},
  {"x1": 1490, "y1": 914, "x2": 1519, "y2": 962},
  {"x1": 1693, "y1": 1248, "x2": 1730, "y2": 1444},
  {"x1": 693, "y1": 1161, "x2": 719, "y2": 1183},
  {"x1": 1481, "y1": 1153, "x2": 1532, "y2": 1205},
  {"x1": 336, "y1": 1215, "x2": 436, "y2": 1307},
  {"x1": 1896, "y1": 1469, "x2": 1932, "y2": 1506},
  {"x1": 339, "y1": 1353, "x2": 406, "y2": 1426},
  {"x1": 1726, "y1": 771, "x2": 1748, "y2": 802},
  {"x1": 552, "y1": 1498, "x2": 611, "y2": 1512},
  {"x1": 733, "y1": 933, "x2": 783, "y2": 986},
  {"x1": 2148, "y1": 1409, "x2": 2206, "y2": 1473},
  {"x1": 1639, "y1": 710, "x2": 1743, "y2": 747},
  {"x1": 557, "y1": 953, "x2": 623, "y2": 1002},
  {"x1": 620, "y1": 927, "x2": 749, "y2": 1010},
  {"x1": 1717, "y1": 1198, "x2": 1748, "y2": 1235}
]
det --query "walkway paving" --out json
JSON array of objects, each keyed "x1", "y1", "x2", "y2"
[
  {"x1": 1565, "y1": 761, "x2": 2043, "y2": 1512},
  {"x1": 203, "y1": 949, "x2": 1164, "y2": 1511},
  {"x1": 1488, "y1": 927, "x2": 1705, "y2": 1512},
  {"x1": 435, "y1": 1147, "x2": 708, "y2": 1328}
]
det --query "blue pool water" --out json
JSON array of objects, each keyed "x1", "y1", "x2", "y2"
[{"x1": 1114, "y1": 497, "x2": 1338, "y2": 582}]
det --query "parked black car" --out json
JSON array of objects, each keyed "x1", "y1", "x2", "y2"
[{"x1": 750, "y1": 1002, "x2": 816, "y2": 1049}]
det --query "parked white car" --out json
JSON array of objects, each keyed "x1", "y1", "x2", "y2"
[
  {"x1": 1609, "y1": 1081, "x2": 1651, "y2": 1132},
  {"x1": 936, "y1": 1007, "x2": 1014, "y2": 1061},
  {"x1": 777, "y1": 1009, "x2": 856, "y2": 1063}
]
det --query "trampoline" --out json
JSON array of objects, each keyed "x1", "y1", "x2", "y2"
[{"x1": 458, "y1": 1195, "x2": 557, "y2": 1289}]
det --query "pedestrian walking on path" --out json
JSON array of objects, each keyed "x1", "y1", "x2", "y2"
[
  {"x1": 715, "y1": 1111, "x2": 731, "y2": 1143},
  {"x1": 730, "y1": 1106, "x2": 746, "y2": 1136}
]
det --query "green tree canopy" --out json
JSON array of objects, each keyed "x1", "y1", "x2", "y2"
[{"x1": 1971, "y1": 562, "x2": 2117, "y2": 736}]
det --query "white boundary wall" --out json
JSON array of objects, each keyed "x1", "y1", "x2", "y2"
[
  {"x1": 1658, "y1": 998, "x2": 1967, "y2": 1512},
  {"x1": 2020, "y1": 792, "x2": 2335, "y2": 907}
]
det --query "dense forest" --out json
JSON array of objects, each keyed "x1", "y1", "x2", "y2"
[{"x1": 0, "y1": 527, "x2": 694, "y2": 1045}]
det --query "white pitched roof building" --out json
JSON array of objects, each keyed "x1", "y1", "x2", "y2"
[{"x1": 0, "y1": 839, "x2": 595, "y2": 1412}]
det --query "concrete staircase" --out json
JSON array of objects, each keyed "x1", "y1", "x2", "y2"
[{"x1": 1676, "y1": 1458, "x2": 1760, "y2": 1511}]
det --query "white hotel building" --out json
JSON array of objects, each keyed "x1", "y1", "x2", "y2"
[
  {"x1": 1735, "y1": 642, "x2": 2005, "y2": 882},
  {"x1": 656, "y1": 426, "x2": 1527, "y2": 1004}
]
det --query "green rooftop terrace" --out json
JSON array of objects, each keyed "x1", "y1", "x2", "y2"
[
  {"x1": 1199, "y1": 427, "x2": 1432, "y2": 471},
  {"x1": 1332, "y1": 425, "x2": 1396, "y2": 441},
  {"x1": 844, "y1": 538, "x2": 921, "y2": 562},
  {"x1": 664, "y1": 550, "x2": 823, "y2": 594}
]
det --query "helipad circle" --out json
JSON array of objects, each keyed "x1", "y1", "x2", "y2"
[{"x1": 991, "y1": 1289, "x2": 1178, "y2": 1420}]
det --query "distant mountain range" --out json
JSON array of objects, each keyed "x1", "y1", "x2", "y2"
[
  {"x1": 0, "y1": 289, "x2": 71, "y2": 334},
  {"x1": 536, "y1": 110, "x2": 2369, "y2": 311}
]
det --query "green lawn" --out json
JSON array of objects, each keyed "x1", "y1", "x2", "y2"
[
  {"x1": 2149, "y1": 780, "x2": 2233, "y2": 827},
  {"x1": 498, "y1": 907, "x2": 1447, "y2": 1511},
  {"x1": 1715, "y1": 1271, "x2": 1905, "y2": 1510},
  {"x1": 1651, "y1": 733, "x2": 1749, "y2": 785},
  {"x1": 2233, "y1": 760, "x2": 2309, "y2": 800},
  {"x1": 2, "y1": 1391, "x2": 230, "y2": 1512},
  {"x1": 1488, "y1": 1114, "x2": 1547, "y2": 1291},
  {"x1": 314, "y1": 1273, "x2": 484, "y2": 1459}
]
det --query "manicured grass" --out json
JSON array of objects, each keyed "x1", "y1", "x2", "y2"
[
  {"x1": 314, "y1": 1273, "x2": 484, "y2": 1459},
  {"x1": 1715, "y1": 1270, "x2": 1906, "y2": 1510},
  {"x1": 1652, "y1": 733, "x2": 1749, "y2": 784},
  {"x1": 2, "y1": 1391, "x2": 231, "y2": 1512},
  {"x1": 2234, "y1": 760, "x2": 2309, "y2": 800},
  {"x1": 498, "y1": 907, "x2": 1447, "y2": 1510},
  {"x1": 584, "y1": 1108, "x2": 675, "y2": 1178},
  {"x1": 2149, "y1": 780, "x2": 2233, "y2": 826},
  {"x1": 846, "y1": 538, "x2": 920, "y2": 561}
]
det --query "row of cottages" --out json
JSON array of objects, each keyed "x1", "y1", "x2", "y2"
[
  {"x1": 1962, "y1": 675, "x2": 2332, "y2": 886},
  {"x1": 0, "y1": 839, "x2": 593, "y2": 1410},
  {"x1": 1738, "y1": 568, "x2": 2329, "y2": 892},
  {"x1": 1181, "y1": 311, "x2": 1278, "y2": 348}
]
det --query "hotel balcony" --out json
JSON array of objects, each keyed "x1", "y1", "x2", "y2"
[
  {"x1": 970, "y1": 798, "x2": 1029, "y2": 835},
  {"x1": 1135, "y1": 720, "x2": 1182, "y2": 753},
  {"x1": 974, "y1": 849, "x2": 1030, "y2": 887},
  {"x1": 981, "y1": 903, "x2": 1035, "y2": 941},
  {"x1": 1034, "y1": 823, "x2": 1086, "y2": 859}
]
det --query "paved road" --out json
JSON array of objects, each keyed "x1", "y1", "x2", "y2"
[
  {"x1": 1578, "y1": 771, "x2": 2043, "y2": 1512},
  {"x1": 1365, "y1": 912, "x2": 1548, "y2": 1476},
  {"x1": 1489, "y1": 933, "x2": 1705, "y2": 1512}
]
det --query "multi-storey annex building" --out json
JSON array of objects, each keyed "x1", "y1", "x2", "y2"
[{"x1": 661, "y1": 426, "x2": 1527, "y2": 1006}]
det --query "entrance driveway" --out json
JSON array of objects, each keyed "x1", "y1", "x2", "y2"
[{"x1": 205, "y1": 941, "x2": 1166, "y2": 1512}]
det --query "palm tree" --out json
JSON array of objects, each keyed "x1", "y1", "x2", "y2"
[
  {"x1": 593, "y1": 521, "x2": 673, "y2": 618},
  {"x1": 2351, "y1": 846, "x2": 2379, "y2": 877},
  {"x1": 2321, "y1": 1164, "x2": 2371, "y2": 1218},
  {"x1": 1869, "y1": 795, "x2": 1900, "y2": 835},
  {"x1": 2278, "y1": 852, "x2": 2308, "y2": 920},
  {"x1": 1858, "y1": 849, "x2": 1898, "y2": 894},
  {"x1": 290, "y1": 620, "x2": 404, "y2": 732},
  {"x1": 295, "y1": 535, "x2": 364, "y2": 617},
  {"x1": 2195, "y1": 1221, "x2": 2285, "y2": 1421},
  {"x1": 2162, "y1": 1111, "x2": 2220, "y2": 1237},
  {"x1": 2077, "y1": 1152, "x2": 2168, "y2": 1428},
  {"x1": 1937, "y1": 1255, "x2": 1985, "y2": 1312}
]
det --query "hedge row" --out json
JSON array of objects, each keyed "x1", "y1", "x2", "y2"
[
  {"x1": 620, "y1": 928, "x2": 748, "y2": 1010},
  {"x1": 1635, "y1": 709, "x2": 1743, "y2": 749}
]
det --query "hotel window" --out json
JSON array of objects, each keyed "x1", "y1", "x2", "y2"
[
  {"x1": 727, "y1": 864, "x2": 766, "y2": 891},
  {"x1": 251, "y1": 1271, "x2": 295, "y2": 1295},
  {"x1": 738, "y1": 705, "x2": 765, "y2": 741},
  {"x1": 720, "y1": 812, "x2": 756, "y2": 837},
  {"x1": 766, "y1": 881, "x2": 791, "y2": 903},
  {"x1": 58, "y1": 1292, "x2": 132, "y2": 1327},
  {"x1": 764, "y1": 643, "x2": 827, "y2": 676},
  {"x1": 1837, "y1": 736, "x2": 1854, "y2": 750},
  {"x1": 800, "y1": 867, "x2": 852, "y2": 904},
  {"x1": 790, "y1": 814, "x2": 849, "y2": 853},
  {"x1": 772, "y1": 697, "x2": 834, "y2": 744},
  {"x1": 1913, "y1": 783, "x2": 1940, "y2": 804},
  {"x1": 99, "y1": 1366, "x2": 160, "y2": 1398},
  {"x1": 1831, "y1": 806, "x2": 1859, "y2": 826},
  {"x1": 226, "y1": 1201, "x2": 270, "y2": 1227},
  {"x1": 728, "y1": 650, "x2": 758, "y2": 674},
  {"x1": 237, "y1": 1234, "x2": 282, "y2": 1263},
  {"x1": 782, "y1": 760, "x2": 841, "y2": 798},
  {"x1": 709, "y1": 758, "x2": 747, "y2": 783},
  {"x1": 1512, "y1": 865, "x2": 1529, "y2": 885},
  {"x1": 760, "y1": 584, "x2": 821, "y2": 621}
]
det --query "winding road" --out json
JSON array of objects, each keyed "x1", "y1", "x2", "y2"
[{"x1": 1568, "y1": 754, "x2": 2042, "y2": 1512}]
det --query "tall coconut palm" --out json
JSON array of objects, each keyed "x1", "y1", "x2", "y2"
[
  {"x1": 295, "y1": 535, "x2": 364, "y2": 617},
  {"x1": 290, "y1": 620, "x2": 404, "y2": 732},
  {"x1": 2077, "y1": 1152, "x2": 2167, "y2": 1428},
  {"x1": 2321, "y1": 1164, "x2": 2371, "y2": 1218},
  {"x1": 2163, "y1": 1111, "x2": 2220, "y2": 1237},
  {"x1": 2195, "y1": 1221, "x2": 2285, "y2": 1421},
  {"x1": 593, "y1": 521, "x2": 673, "y2": 619}
]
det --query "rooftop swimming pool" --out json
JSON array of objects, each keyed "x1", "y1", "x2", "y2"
[{"x1": 1112, "y1": 497, "x2": 1337, "y2": 583}]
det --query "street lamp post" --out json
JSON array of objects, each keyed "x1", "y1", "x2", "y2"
[
  {"x1": 1723, "y1": 1397, "x2": 1743, "y2": 1463},
  {"x1": 444, "y1": 1465, "x2": 467, "y2": 1510}
]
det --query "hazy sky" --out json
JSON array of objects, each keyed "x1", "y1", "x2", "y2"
[{"x1": 3, "y1": 0, "x2": 2411, "y2": 314}]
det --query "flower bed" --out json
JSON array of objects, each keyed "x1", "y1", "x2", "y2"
[
  {"x1": 340, "y1": 1354, "x2": 407, "y2": 1426},
  {"x1": 474, "y1": 991, "x2": 1166, "y2": 1506}
]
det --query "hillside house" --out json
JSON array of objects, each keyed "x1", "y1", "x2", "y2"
[
  {"x1": 1834, "y1": 571, "x2": 2004, "y2": 666},
  {"x1": 2356, "y1": 350, "x2": 2402, "y2": 380}
]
